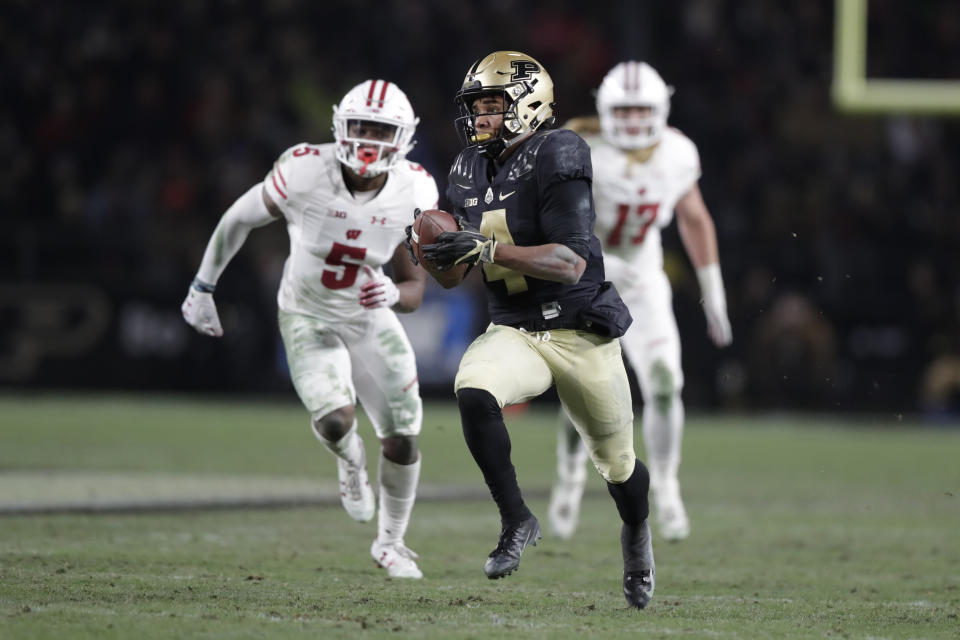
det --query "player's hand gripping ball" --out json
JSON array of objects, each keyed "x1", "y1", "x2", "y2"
[{"x1": 408, "y1": 209, "x2": 468, "y2": 287}]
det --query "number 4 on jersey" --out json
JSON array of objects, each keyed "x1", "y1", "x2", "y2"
[{"x1": 480, "y1": 208, "x2": 528, "y2": 294}]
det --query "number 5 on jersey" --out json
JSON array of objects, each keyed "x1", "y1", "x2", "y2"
[{"x1": 323, "y1": 242, "x2": 367, "y2": 289}]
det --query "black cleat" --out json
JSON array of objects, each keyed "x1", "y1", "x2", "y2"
[
  {"x1": 621, "y1": 520, "x2": 655, "y2": 609},
  {"x1": 483, "y1": 514, "x2": 541, "y2": 579}
]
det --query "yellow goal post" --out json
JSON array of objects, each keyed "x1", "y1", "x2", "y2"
[{"x1": 832, "y1": 0, "x2": 960, "y2": 114}]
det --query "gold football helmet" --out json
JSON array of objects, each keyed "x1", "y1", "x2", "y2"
[{"x1": 454, "y1": 51, "x2": 556, "y2": 158}]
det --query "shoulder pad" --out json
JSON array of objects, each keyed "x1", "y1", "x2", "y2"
[
  {"x1": 409, "y1": 165, "x2": 440, "y2": 210},
  {"x1": 265, "y1": 142, "x2": 333, "y2": 203},
  {"x1": 533, "y1": 129, "x2": 592, "y2": 186},
  {"x1": 663, "y1": 128, "x2": 701, "y2": 173}
]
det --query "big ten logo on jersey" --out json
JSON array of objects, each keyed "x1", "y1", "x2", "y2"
[{"x1": 327, "y1": 208, "x2": 348, "y2": 219}]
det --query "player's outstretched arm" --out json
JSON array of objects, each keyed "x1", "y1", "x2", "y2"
[
  {"x1": 181, "y1": 185, "x2": 281, "y2": 337},
  {"x1": 675, "y1": 183, "x2": 732, "y2": 346}
]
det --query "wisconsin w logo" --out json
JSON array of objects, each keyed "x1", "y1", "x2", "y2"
[
  {"x1": 510, "y1": 60, "x2": 540, "y2": 81},
  {"x1": 346, "y1": 229, "x2": 362, "y2": 240}
]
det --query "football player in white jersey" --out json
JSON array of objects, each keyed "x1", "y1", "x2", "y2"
[
  {"x1": 548, "y1": 61, "x2": 732, "y2": 542},
  {"x1": 181, "y1": 80, "x2": 439, "y2": 578}
]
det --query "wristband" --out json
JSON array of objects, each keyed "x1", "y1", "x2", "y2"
[
  {"x1": 191, "y1": 277, "x2": 216, "y2": 293},
  {"x1": 695, "y1": 263, "x2": 725, "y2": 302}
]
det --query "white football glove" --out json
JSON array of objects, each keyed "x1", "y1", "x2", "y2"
[
  {"x1": 358, "y1": 265, "x2": 400, "y2": 310},
  {"x1": 181, "y1": 282, "x2": 223, "y2": 337},
  {"x1": 696, "y1": 264, "x2": 732, "y2": 347}
]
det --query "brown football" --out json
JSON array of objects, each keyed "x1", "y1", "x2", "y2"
[{"x1": 411, "y1": 209, "x2": 468, "y2": 287}]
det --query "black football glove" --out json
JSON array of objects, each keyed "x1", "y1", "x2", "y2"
[
  {"x1": 403, "y1": 208, "x2": 422, "y2": 265},
  {"x1": 422, "y1": 217, "x2": 497, "y2": 270}
]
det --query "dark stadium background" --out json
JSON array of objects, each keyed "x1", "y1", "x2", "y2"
[{"x1": 3, "y1": 0, "x2": 959, "y2": 417}]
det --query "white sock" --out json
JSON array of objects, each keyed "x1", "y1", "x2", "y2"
[
  {"x1": 642, "y1": 394, "x2": 684, "y2": 490},
  {"x1": 315, "y1": 420, "x2": 365, "y2": 469},
  {"x1": 377, "y1": 452, "x2": 421, "y2": 546}
]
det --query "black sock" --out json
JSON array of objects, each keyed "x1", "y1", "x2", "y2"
[
  {"x1": 606, "y1": 459, "x2": 650, "y2": 526},
  {"x1": 457, "y1": 388, "x2": 531, "y2": 525}
]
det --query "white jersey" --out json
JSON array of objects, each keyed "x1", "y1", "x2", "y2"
[
  {"x1": 262, "y1": 142, "x2": 438, "y2": 323},
  {"x1": 587, "y1": 127, "x2": 701, "y2": 278}
]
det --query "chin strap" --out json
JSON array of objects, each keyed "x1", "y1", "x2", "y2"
[
  {"x1": 478, "y1": 137, "x2": 506, "y2": 160},
  {"x1": 479, "y1": 134, "x2": 525, "y2": 159}
]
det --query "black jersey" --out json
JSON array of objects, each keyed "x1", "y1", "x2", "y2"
[{"x1": 447, "y1": 128, "x2": 631, "y2": 336}]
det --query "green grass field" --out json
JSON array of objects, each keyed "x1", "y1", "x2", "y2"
[{"x1": 1, "y1": 394, "x2": 958, "y2": 639}]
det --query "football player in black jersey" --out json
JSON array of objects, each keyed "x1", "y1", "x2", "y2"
[{"x1": 420, "y1": 51, "x2": 655, "y2": 609}]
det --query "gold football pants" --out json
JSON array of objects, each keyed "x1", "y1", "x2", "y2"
[{"x1": 455, "y1": 324, "x2": 636, "y2": 482}]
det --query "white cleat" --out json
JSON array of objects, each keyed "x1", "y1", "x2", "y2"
[
  {"x1": 657, "y1": 500, "x2": 690, "y2": 541},
  {"x1": 338, "y1": 455, "x2": 375, "y2": 522},
  {"x1": 371, "y1": 539, "x2": 423, "y2": 579},
  {"x1": 548, "y1": 474, "x2": 586, "y2": 540},
  {"x1": 653, "y1": 478, "x2": 690, "y2": 541}
]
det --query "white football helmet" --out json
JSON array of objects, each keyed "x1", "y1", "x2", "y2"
[
  {"x1": 333, "y1": 80, "x2": 418, "y2": 177},
  {"x1": 596, "y1": 61, "x2": 673, "y2": 149}
]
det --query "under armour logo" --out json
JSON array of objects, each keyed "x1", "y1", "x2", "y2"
[
  {"x1": 370, "y1": 216, "x2": 387, "y2": 225},
  {"x1": 346, "y1": 229, "x2": 362, "y2": 240}
]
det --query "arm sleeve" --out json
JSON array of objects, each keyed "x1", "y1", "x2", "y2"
[
  {"x1": 195, "y1": 183, "x2": 277, "y2": 285},
  {"x1": 538, "y1": 178, "x2": 594, "y2": 260}
]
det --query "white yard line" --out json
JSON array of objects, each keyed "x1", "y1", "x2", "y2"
[{"x1": 0, "y1": 470, "x2": 492, "y2": 514}]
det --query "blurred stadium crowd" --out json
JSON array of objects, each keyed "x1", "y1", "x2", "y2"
[{"x1": 3, "y1": 0, "x2": 959, "y2": 416}]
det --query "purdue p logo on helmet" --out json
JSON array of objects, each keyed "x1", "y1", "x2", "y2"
[{"x1": 453, "y1": 51, "x2": 557, "y2": 157}]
